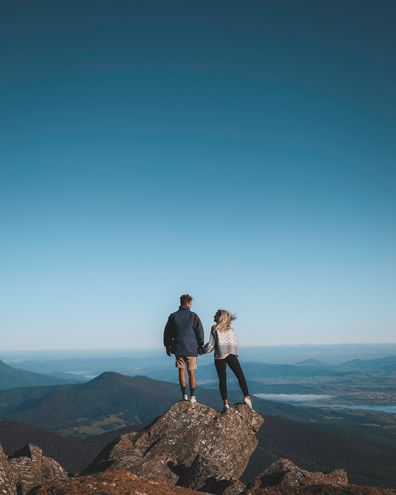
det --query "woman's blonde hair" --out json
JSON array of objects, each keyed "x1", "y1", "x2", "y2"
[{"x1": 215, "y1": 309, "x2": 237, "y2": 332}]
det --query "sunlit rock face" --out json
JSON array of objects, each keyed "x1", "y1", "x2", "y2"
[{"x1": 86, "y1": 400, "x2": 264, "y2": 493}]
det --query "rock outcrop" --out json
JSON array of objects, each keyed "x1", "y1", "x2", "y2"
[
  {"x1": 0, "y1": 445, "x2": 17, "y2": 495},
  {"x1": 0, "y1": 443, "x2": 67, "y2": 495},
  {"x1": 29, "y1": 469, "x2": 202, "y2": 495},
  {"x1": 87, "y1": 400, "x2": 264, "y2": 493},
  {"x1": 242, "y1": 458, "x2": 396, "y2": 495},
  {"x1": 28, "y1": 460, "x2": 396, "y2": 495}
]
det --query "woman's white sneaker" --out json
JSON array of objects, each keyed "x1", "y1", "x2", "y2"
[
  {"x1": 190, "y1": 396, "x2": 197, "y2": 404},
  {"x1": 244, "y1": 397, "x2": 253, "y2": 410},
  {"x1": 222, "y1": 404, "x2": 230, "y2": 414},
  {"x1": 183, "y1": 394, "x2": 189, "y2": 401}
]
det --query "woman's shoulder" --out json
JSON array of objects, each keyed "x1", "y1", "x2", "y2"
[{"x1": 217, "y1": 326, "x2": 236, "y2": 335}]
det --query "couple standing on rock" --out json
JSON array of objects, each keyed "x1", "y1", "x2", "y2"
[{"x1": 163, "y1": 293, "x2": 253, "y2": 412}]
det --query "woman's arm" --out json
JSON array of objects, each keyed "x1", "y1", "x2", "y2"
[{"x1": 200, "y1": 327, "x2": 216, "y2": 354}]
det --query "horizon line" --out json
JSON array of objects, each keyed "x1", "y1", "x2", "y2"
[{"x1": 2, "y1": 342, "x2": 396, "y2": 354}]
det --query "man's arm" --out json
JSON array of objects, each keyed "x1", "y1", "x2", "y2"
[
  {"x1": 163, "y1": 316, "x2": 175, "y2": 354},
  {"x1": 193, "y1": 313, "x2": 204, "y2": 348}
]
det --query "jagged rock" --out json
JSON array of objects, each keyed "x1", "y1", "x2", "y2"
[
  {"x1": 28, "y1": 469, "x2": 203, "y2": 494},
  {"x1": 87, "y1": 401, "x2": 264, "y2": 493},
  {"x1": 9, "y1": 444, "x2": 68, "y2": 495},
  {"x1": 244, "y1": 485, "x2": 396, "y2": 495},
  {"x1": 0, "y1": 443, "x2": 67, "y2": 495},
  {"x1": 242, "y1": 458, "x2": 396, "y2": 495},
  {"x1": 85, "y1": 431, "x2": 138, "y2": 473},
  {"x1": 251, "y1": 458, "x2": 348, "y2": 489},
  {"x1": 0, "y1": 445, "x2": 17, "y2": 495}
]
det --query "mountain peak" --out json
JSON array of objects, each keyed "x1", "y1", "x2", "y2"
[
  {"x1": 83, "y1": 372, "x2": 170, "y2": 390},
  {"x1": 85, "y1": 372, "x2": 133, "y2": 386},
  {"x1": 296, "y1": 358, "x2": 329, "y2": 366}
]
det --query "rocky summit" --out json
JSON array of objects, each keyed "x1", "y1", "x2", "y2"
[{"x1": 86, "y1": 400, "x2": 264, "y2": 493}]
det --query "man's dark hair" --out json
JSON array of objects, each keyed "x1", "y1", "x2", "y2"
[{"x1": 180, "y1": 294, "x2": 193, "y2": 306}]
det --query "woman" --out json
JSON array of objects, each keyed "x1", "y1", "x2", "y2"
[{"x1": 201, "y1": 309, "x2": 253, "y2": 412}]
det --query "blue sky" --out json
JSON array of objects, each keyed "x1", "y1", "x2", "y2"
[{"x1": 0, "y1": 1, "x2": 395, "y2": 350}]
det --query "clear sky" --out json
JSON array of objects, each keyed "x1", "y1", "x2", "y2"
[{"x1": 0, "y1": 1, "x2": 395, "y2": 350}]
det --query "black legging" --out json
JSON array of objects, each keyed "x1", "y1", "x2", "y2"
[{"x1": 214, "y1": 354, "x2": 249, "y2": 401}]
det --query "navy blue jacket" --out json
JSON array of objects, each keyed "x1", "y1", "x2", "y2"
[{"x1": 163, "y1": 307, "x2": 204, "y2": 357}]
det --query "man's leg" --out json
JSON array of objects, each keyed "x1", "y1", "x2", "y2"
[
  {"x1": 176, "y1": 357, "x2": 188, "y2": 399},
  {"x1": 179, "y1": 368, "x2": 186, "y2": 388},
  {"x1": 187, "y1": 357, "x2": 197, "y2": 401},
  {"x1": 188, "y1": 369, "x2": 196, "y2": 397}
]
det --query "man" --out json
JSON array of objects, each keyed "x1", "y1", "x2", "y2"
[{"x1": 163, "y1": 294, "x2": 204, "y2": 403}]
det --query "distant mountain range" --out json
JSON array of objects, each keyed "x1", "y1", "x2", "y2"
[
  {"x1": 0, "y1": 372, "x2": 329, "y2": 433},
  {"x1": 146, "y1": 359, "x2": 357, "y2": 383},
  {"x1": 0, "y1": 360, "x2": 68, "y2": 390},
  {"x1": 2, "y1": 354, "x2": 396, "y2": 390},
  {"x1": 340, "y1": 355, "x2": 396, "y2": 372},
  {"x1": 0, "y1": 370, "x2": 394, "y2": 443},
  {"x1": 0, "y1": 371, "x2": 394, "y2": 454}
]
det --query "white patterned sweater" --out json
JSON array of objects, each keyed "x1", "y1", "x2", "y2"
[{"x1": 202, "y1": 325, "x2": 239, "y2": 359}]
